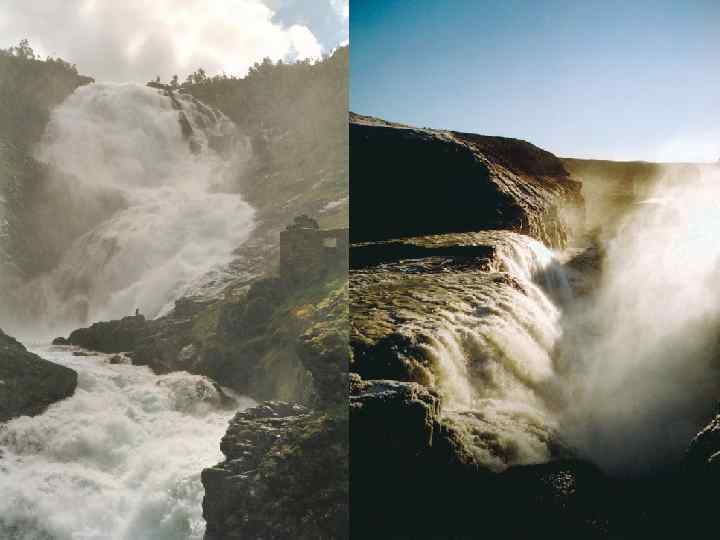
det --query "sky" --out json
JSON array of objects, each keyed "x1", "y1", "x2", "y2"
[
  {"x1": 0, "y1": 0, "x2": 348, "y2": 83},
  {"x1": 351, "y1": 0, "x2": 720, "y2": 162}
]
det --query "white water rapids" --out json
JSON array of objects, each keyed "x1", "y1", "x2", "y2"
[{"x1": 0, "y1": 346, "x2": 254, "y2": 539}]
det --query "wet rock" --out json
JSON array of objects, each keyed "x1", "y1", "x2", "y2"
[
  {"x1": 51, "y1": 336, "x2": 69, "y2": 345},
  {"x1": 350, "y1": 373, "x2": 614, "y2": 538},
  {"x1": 350, "y1": 374, "x2": 473, "y2": 537},
  {"x1": 202, "y1": 401, "x2": 348, "y2": 539},
  {"x1": 71, "y1": 351, "x2": 91, "y2": 357},
  {"x1": 296, "y1": 284, "x2": 349, "y2": 408},
  {"x1": 66, "y1": 314, "x2": 148, "y2": 353},
  {"x1": 0, "y1": 328, "x2": 77, "y2": 422},
  {"x1": 350, "y1": 113, "x2": 583, "y2": 248},
  {"x1": 350, "y1": 231, "x2": 544, "y2": 382}
]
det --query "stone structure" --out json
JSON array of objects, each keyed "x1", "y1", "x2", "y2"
[{"x1": 279, "y1": 215, "x2": 348, "y2": 287}]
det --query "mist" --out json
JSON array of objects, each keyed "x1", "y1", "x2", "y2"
[
  {"x1": 559, "y1": 166, "x2": 720, "y2": 473},
  {"x1": 1, "y1": 82, "x2": 255, "y2": 338}
]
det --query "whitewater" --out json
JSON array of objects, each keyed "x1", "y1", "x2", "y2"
[
  {"x1": 0, "y1": 346, "x2": 255, "y2": 539},
  {"x1": 0, "y1": 83, "x2": 258, "y2": 539},
  {"x1": 4, "y1": 82, "x2": 255, "y2": 338}
]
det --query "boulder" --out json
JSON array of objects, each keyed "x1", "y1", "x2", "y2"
[
  {"x1": 0, "y1": 328, "x2": 77, "y2": 422},
  {"x1": 350, "y1": 374, "x2": 614, "y2": 538},
  {"x1": 66, "y1": 314, "x2": 148, "y2": 353},
  {"x1": 350, "y1": 374, "x2": 474, "y2": 537},
  {"x1": 202, "y1": 401, "x2": 348, "y2": 540}
]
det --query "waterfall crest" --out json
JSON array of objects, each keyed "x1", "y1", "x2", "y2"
[{"x1": 402, "y1": 232, "x2": 571, "y2": 470}]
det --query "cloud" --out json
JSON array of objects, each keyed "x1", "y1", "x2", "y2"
[
  {"x1": 0, "y1": 0, "x2": 330, "y2": 82},
  {"x1": 330, "y1": 0, "x2": 349, "y2": 21}
]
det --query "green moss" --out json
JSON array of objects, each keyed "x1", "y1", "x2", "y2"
[{"x1": 191, "y1": 302, "x2": 220, "y2": 344}]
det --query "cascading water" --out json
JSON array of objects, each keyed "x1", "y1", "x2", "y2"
[
  {"x1": 3, "y1": 82, "x2": 255, "y2": 338},
  {"x1": 0, "y1": 84, "x2": 258, "y2": 538},
  {"x1": 418, "y1": 168, "x2": 720, "y2": 475},
  {"x1": 0, "y1": 346, "x2": 255, "y2": 539},
  {"x1": 405, "y1": 232, "x2": 572, "y2": 470}
]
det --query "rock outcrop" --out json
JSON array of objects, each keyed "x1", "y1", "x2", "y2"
[
  {"x1": 349, "y1": 374, "x2": 611, "y2": 538},
  {"x1": 65, "y1": 314, "x2": 148, "y2": 353},
  {"x1": 202, "y1": 402, "x2": 348, "y2": 540},
  {"x1": 350, "y1": 113, "x2": 583, "y2": 248},
  {"x1": 0, "y1": 328, "x2": 77, "y2": 422}
]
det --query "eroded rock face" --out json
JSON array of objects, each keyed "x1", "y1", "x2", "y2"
[
  {"x1": 202, "y1": 401, "x2": 348, "y2": 540},
  {"x1": 350, "y1": 113, "x2": 583, "y2": 248},
  {"x1": 0, "y1": 328, "x2": 77, "y2": 422}
]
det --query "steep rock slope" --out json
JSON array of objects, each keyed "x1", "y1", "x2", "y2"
[
  {"x1": 350, "y1": 113, "x2": 583, "y2": 247},
  {"x1": 0, "y1": 329, "x2": 77, "y2": 422}
]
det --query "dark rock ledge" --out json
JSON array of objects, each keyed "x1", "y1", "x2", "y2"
[{"x1": 0, "y1": 328, "x2": 77, "y2": 422}]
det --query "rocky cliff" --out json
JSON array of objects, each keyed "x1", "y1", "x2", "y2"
[
  {"x1": 203, "y1": 402, "x2": 347, "y2": 540},
  {"x1": 350, "y1": 113, "x2": 583, "y2": 248},
  {"x1": 0, "y1": 329, "x2": 77, "y2": 422}
]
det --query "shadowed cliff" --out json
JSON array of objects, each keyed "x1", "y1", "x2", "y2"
[{"x1": 350, "y1": 112, "x2": 583, "y2": 247}]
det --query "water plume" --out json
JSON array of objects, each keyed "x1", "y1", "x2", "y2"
[{"x1": 559, "y1": 166, "x2": 720, "y2": 473}]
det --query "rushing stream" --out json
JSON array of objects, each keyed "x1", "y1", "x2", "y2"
[
  {"x1": 0, "y1": 346, "x2": 254, "y2": 539},
  {"x1": 0, "y1": 83, "x2": 258, "y2": 538}
]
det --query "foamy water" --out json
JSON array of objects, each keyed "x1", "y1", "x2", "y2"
[
  {"x1": 4, "y1": 83, "x2": 255, "y2": 337},
  {"x1": 0, "y1": 346, "x2": 254, "y2": 540},
  {"x1": 398, "y1": 233, "x2": 570, "y2": 470}
]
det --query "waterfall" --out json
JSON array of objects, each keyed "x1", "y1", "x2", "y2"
[
  {"x1": 558, "y1": 169, "x2": 720, "y2": 473},
  {"x1": 412, "y1": 232, "x2": 571, "y2": 470},
  {"x1": 1, "y1": 83, "x2": 255, "y2": 337},
  {"x1": 0, "y1": 346, "x2": 255, "y2": 540}
]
